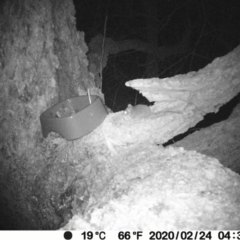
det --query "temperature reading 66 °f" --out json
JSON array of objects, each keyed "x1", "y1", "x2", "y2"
[
  {"x1": 81, "y1": 231, "x2": 106, "y2": 240},
  {"x1": 118, "y1": 231, "x2": 143, "y2": 240}
]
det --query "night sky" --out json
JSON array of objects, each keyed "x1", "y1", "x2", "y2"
[{"x1": 73, "y1": 0, "x2": 240, "y2": 111}]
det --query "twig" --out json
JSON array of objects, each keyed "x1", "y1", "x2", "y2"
[
  {"x1": 100, "y1": 15, "x2": 108, "y2": 90},
  {"x1": 87, "y1": 88, "x2": 92, "y2": 104}
]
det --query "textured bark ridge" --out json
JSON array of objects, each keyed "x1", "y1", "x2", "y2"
[
  {"x1": 125, "y1": 46, "x2": 240, "y2": 143},
  {"x1": 99, "y1": 46, "x2": 240, "y2": 157},
  {"x1": 123, "y1": 46, "x2": 240, "y2": 173},
  {"x1": 173, "y1": 101, "x2": 240, "y2": 173}
]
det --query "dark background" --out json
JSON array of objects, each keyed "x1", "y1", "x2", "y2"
[{"x1": 73, "y1": 0, "x2": 240, "y2": 112}]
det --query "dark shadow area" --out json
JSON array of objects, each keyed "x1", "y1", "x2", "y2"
[
  {"x1": 163, "y1": 92, "x2": 240, "y2": 146},
  {"x1": 74, "y1": 0, "x2": 240, "y2": 111}
]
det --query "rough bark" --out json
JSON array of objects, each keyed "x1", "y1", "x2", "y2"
[
  {"x1": 125, "y1": 46, "x2": 240, "y2": 144},
  {"x1": 62, "y1": 146, "x2": 240, "y2": 230},
  {"x1": 173, "y1": 101, "x2": 240, "y2": 174},
  {"x1": 0, "y1": 0, "x2": 93, "y2": 229}
]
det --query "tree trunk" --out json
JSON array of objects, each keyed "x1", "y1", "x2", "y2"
[{"x1": 0, "y1": 0, "x2": 92, "y2": 229}]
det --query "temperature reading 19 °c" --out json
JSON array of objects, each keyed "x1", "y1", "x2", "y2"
[{"x1": 81, "y1": 231, "x2": 106, "y2": 240}]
